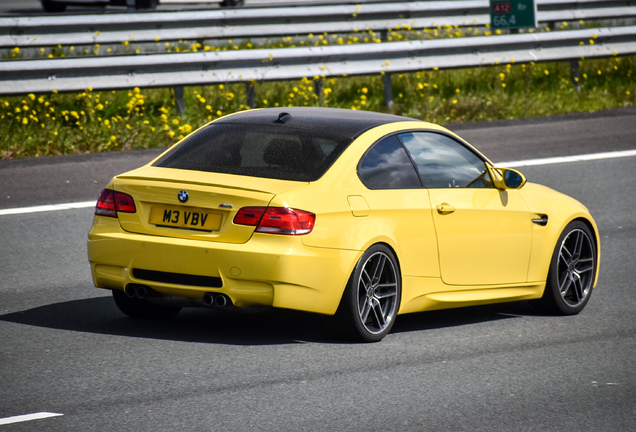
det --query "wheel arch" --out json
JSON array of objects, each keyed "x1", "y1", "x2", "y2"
[
  {"x1": 571, "y1": 216, "x2": 601, "y2": 288},
  {"x1": 337, "y1": 240, "x2": 404, "y2": 306}
]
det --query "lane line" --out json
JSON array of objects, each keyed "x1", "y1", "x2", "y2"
[
  {"x1": 0, "y1": 149, "x2": 634, "y2": 217},
  {"x1": 497, "y1": 149, "x2": 636, "y2": 168},
  {"x1": 0, "y1": 200, "x2": 95, "y2": 216},
  {"x1": 0, "y1": 412, "x2": 63, "y2": 425}
]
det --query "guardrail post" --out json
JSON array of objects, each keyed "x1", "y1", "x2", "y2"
[
  {"x1": 174, "y1": 86, "x2": 186, "y2": 116},
  {"x1": 313, "y1": 77, "x2": 324, "y2": 107},
  {"x1": 382, "y1": 73, "x2": 393, "y2": 109},
  {"x1": 570, "y1": 60, "x2": 581, "y2": 93},
  {"x1": 245, "y1": 82, "x2": 256, "y2": 108}
]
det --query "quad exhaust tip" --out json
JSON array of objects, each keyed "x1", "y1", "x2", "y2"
[
  {"x1": 203, "y1": 292, "x2": 232, "y2": 308},
  {"x1": 125, "y1": 284, "x2": 150, "y2": 299},
  {"x1": 125, "y1": 285, "x2": 231, "y2": 308}
]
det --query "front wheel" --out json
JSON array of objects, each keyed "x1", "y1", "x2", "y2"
[
  {"x1": 337, "y1": 244, "x2": 401, "y2": 342},
  {"x1": 531, "y1": 221, "x2": 597, "y2": 315}
]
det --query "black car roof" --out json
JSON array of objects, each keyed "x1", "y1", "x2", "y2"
[{"x1": 216, "y1": 107, "x2": 419, "y2": 140}]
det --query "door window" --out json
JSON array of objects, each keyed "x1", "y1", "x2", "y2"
[{"x1": 399, "y1": 132, "x2": 494, "y2": 188}]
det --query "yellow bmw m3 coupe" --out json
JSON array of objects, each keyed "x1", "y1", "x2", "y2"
[{"x1": 88, "y1": 108, "x2": 600, "y2": 342}]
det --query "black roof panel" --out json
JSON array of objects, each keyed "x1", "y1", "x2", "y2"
[{"x1": 217, "y1": 107, "x2": 418, "y2": 140}]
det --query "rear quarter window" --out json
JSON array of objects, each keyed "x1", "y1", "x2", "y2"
[{"x1": 357, "y1": 135, "x2": 422, "y2": 189}]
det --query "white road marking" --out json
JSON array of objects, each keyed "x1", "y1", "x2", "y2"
[
  {"x1": 0, "y1": 412, "x2": 63, "y2": 425},
  {"x1": 0, "y1": 200, "x2": 95, "y2": 216},
  {"x1": 0, "y1": 149, "x2": 635, "y2": 217},
  {"x1": 497, "y1": 149, "x2": 636, "y2": 168}
]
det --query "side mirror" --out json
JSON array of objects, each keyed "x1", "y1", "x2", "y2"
[{"x1": 487, "y1": 166, "x2": 527, "y2": 190}]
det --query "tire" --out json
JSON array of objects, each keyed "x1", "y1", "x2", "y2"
[
  {"x1": 112, "y1": 289, "x2": 182, "y2": 320},
  {"x1": 337, "y1": 244, "x2": 401, "y2": 342},
  {"x1": 41, "y1": 1, "x2": 67, "y2": 12},
  {"x1": 531, "y1": 221, "x2": 597, "y2": 315}
]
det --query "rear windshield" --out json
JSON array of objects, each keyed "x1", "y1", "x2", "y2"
[{"x1": 153, "y1": 123, "x2": 352, "y2": 182}]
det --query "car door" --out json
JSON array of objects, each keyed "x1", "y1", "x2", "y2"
[
  {"x1": 356, "y1": 134, "x2": 439, "y2": 279},
  {"x1": 399, "y1": 131, "x2": 533, "y2": 286}
]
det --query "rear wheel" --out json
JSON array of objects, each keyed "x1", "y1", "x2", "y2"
[
  {"x1": 531, "y1": 221, "x2": 596, "y2": 315},
  {"x1": 337, "y1": 244, "x2": 401, "y2": 342},
  {"x1": 112, "y1": 289, "x2": 182, "y2": 319}
]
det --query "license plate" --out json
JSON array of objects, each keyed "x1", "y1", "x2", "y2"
[{"x1": 149, "y1": 205, "x2": 222, "y2": 232}]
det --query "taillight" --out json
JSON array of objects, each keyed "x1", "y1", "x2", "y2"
[
  {"x1": 95, "y1": 189, "x2": 136, "y2": 217},
  {"x1": 233, "y1": 207, "x2": 267, "y2": 226},
  {"x1": 233, "y1": 207, "x2": 315, "y2": 235}
]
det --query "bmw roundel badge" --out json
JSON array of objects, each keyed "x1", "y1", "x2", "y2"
[{"x1": 178, "y1": 190, "x2": 189, "y2": 203}]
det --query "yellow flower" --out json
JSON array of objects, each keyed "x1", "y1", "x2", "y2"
[
  {"x1": 12, "y1": 47, "x2": 19, "y2": 54},
  {"x1": 168, "y1": 131, "x2": 175, "y2": 138},
  {"x1": 111, "y1": 135, "x2": 116, "y2": 141},
  {"x1": 22, "y1": 118, "x2": 28, "y2": 124},
  {"x1": 172, "y1": 118, "x2": 179, "y2": 125}
]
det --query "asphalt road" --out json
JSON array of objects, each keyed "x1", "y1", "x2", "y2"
[{"x1": 0, "y1": 109, "x2": 635, "y2": 431}]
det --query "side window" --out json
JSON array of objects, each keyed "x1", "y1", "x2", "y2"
[
  {"x1": 399, "y1": 132, "x2": 493, "y2": 188},
  {"x1": 358, "y1": 135, "x2": 422, "y2": 189}
]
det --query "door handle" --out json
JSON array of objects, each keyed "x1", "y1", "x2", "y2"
[{"x1": 436, "y1": 204, "x2": 456, "y2": 215}]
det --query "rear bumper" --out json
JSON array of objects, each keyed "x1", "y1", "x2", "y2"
[{"x1": 88, "y1": 216, "x2": 360, "y2": 315}]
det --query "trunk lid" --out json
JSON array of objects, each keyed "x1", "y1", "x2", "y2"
[{"x1": 112, "y1": 166, "x2": 306, "y2": 244}]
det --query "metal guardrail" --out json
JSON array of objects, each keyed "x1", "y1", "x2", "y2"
[
  {"x1": 1, "y1": 0, "x2": 635, "y2": 48},
  {"x1": 1, "y1": 25, "x2": 635, "y2": 98}
]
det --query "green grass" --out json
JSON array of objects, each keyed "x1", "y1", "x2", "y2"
[{"x1": 1, "y1": 54, "x2": 634, "y2": 159}]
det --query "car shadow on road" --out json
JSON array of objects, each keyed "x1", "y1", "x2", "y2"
[{"x1": 0, "y1": 295, "x2": 538, "y2": 345}]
